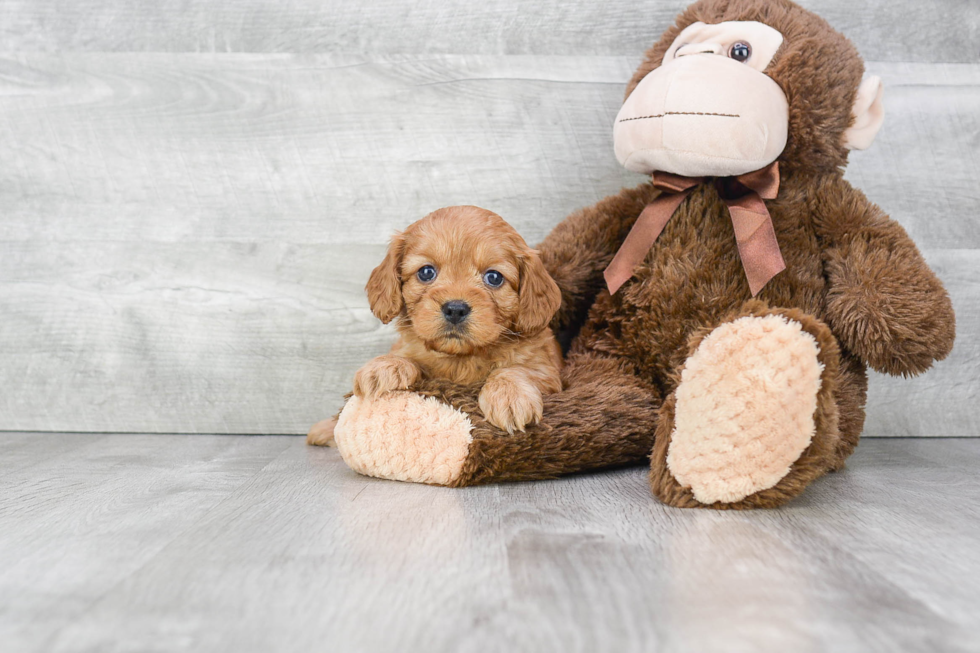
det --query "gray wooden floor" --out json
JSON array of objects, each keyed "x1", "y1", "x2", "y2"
[{"x1": 2, "y1": 434, "x2": 978, "y2": 653}]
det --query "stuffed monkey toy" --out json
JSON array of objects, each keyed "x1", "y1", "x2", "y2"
[{"x1": 320, "y1": 0, "x2": 956, "y2": 509}]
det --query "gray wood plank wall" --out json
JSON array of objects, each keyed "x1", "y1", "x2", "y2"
[{"x1": 0, "y1": 1, "x2": 977, "y2": 435}]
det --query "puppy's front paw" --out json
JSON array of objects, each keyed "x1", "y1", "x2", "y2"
[
  {"x1": 478, "y1": 369, "x2": 543, "y2": 434},
  {"x1": 353, "y1": 355, "x2": 421, "y2": 398}
]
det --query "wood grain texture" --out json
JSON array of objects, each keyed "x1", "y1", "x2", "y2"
[
  {"x1": 0, "y1": 54, "x2": 638, "y2": 247},
  {"x1": 0, "y1": 58, "x2": 976, "y2": 248},
  {"x1": 1, "y1": 434, "x2": 978, "y2": 652},
  {"x1": 0, "y1": 55, "x2": 977, "y2": 434},
  {"x1": 0, "y1": 242, "x2": 389, "y2": 433},
  {"x1": 0, "y1": 0, "x2": 977, "y2": 63},
  {"x1": 0, "y1": 434, "x2": 294, "y2": 650}
]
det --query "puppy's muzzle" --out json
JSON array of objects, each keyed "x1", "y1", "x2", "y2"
[{"x1": 441, "y1": 300, "x2": 471, "y2": 325}]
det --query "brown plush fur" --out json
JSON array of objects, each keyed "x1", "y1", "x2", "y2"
[
  {"x1": 358, "y1": 205, "x2": 563, "y2": 433},
  {"x1": 402, "y1": 352, "x2": 663, "y2": 486},
  {"x1": 509, "y1": 0, "x2": 952, "y2": 508},
  {"x1": 324, "y1": 0, "x2": 955, "y2": 509}
]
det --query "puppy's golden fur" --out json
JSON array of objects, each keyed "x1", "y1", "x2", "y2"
[{"x1": 354, "y1": 205, "x2": 563, "y2": 434}]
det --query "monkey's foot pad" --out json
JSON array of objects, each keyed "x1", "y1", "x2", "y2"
[{"x1": 666, "y1": 314, "x2": 825, "y2": 504}]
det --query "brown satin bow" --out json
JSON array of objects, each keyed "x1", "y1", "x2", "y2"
[{"x1": 603, "y1": 162, "x2": 786, "y2": 297}]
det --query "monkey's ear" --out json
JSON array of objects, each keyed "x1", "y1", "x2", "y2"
[
  {"x1": 365, "y1": 233, "x2": 405, "y2": 324},
  {"x1": 515, "y1": 250, "x2": 562, "y2": 335},
  {"x1": 843, "y1": 75, "x2": 885, "y2": 150}
]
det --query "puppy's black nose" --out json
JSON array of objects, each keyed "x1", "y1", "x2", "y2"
[{"x1": 441, "y1": 300, "x2": 471, "y2": 325}]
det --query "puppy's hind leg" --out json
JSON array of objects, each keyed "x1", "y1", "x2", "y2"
[{"x1": 307, "y1": 418, "x2": 337, "y2": 447}]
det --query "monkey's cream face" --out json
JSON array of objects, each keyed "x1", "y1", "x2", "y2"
[{"x1": 614, "y1": 20, "x2": 790, "y2": 178}]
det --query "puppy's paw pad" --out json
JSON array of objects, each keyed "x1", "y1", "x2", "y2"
[{"x1": 478, "y1": 371, "x2": 543, "y2": 434}]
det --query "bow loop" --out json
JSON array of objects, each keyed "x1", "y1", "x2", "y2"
[
  {"x1": 603, "y1": 162, "x2": 785, "y2": 297},
  {"x1": 651, "y1": 171, "x2": 703, "y2": 194},
  {"x1": 735, "y1": 162, "x2": 780, "y2": 200}
]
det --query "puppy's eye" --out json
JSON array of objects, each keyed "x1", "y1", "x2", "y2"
[
  {"x1": 483, "y1": 270, "x2": 505, "y2": 288},
  {"x1": 416, "y1": 265, "x2": 437, "y2": 283},
  {"x1": 729, "y1": 42, "x2": 751, "y2": 62}
]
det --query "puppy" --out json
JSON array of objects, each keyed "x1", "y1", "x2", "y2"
[{"x1": 312, "y1": 205, "x2": 563, "y2": 441}]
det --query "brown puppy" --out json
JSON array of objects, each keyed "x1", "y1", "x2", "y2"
[{"x1": 311, "y1": 205, "x2": 563, "y2": 442}]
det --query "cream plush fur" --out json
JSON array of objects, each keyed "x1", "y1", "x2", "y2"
[
  {"x1": 843, "y1": 75, "x2": 885, "y2": 150},
  {"x1": 662, "y1": 21, "x2": 785, "y2": 73},
  {"x1": 666, "y1": 315, "x2": 824, "y2": 504},
  {"x1": 334, "y1": 392, "x2": 473, "y2": 485}
]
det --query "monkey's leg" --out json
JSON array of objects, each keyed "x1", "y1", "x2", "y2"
[
  {"x1": 649, "y1": 304, "x2": 844, "y2": 509},
  {"x1": 332, "y1": 352, "x2": 661, "y2": 486},
  {"x1": 829, "y1": 351, "x2": 868, "y2": 470}
]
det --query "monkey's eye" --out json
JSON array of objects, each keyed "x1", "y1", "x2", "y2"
[
  {"x1": 417, "y1": 265, "x2": 437, "y2": 283},
  {"x1": 729, "y1": 42, "x2": 752, "y2": 62},
  {"x1": 483, "y1": 270, "x2": 505, "y2": 288}
]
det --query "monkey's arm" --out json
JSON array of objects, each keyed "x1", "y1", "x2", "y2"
[
  {"x1": 812, "y1": 176, "x2": 955, "y2": 376},
  {"x1": 537, "y1": 184, "x2": 656, "y2": 341}
]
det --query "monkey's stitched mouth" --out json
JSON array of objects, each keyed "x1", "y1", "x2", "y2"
[{"x1": 618, "y1": 111, "x2": 740, "y2": 122}]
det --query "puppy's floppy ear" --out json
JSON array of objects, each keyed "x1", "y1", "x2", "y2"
[
  {"x1": 365, "y1": 232, "x2": 405, "y2": 324},
  {"x1": 515, "y1": 249, "x2": 562, "y2": 334}
]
